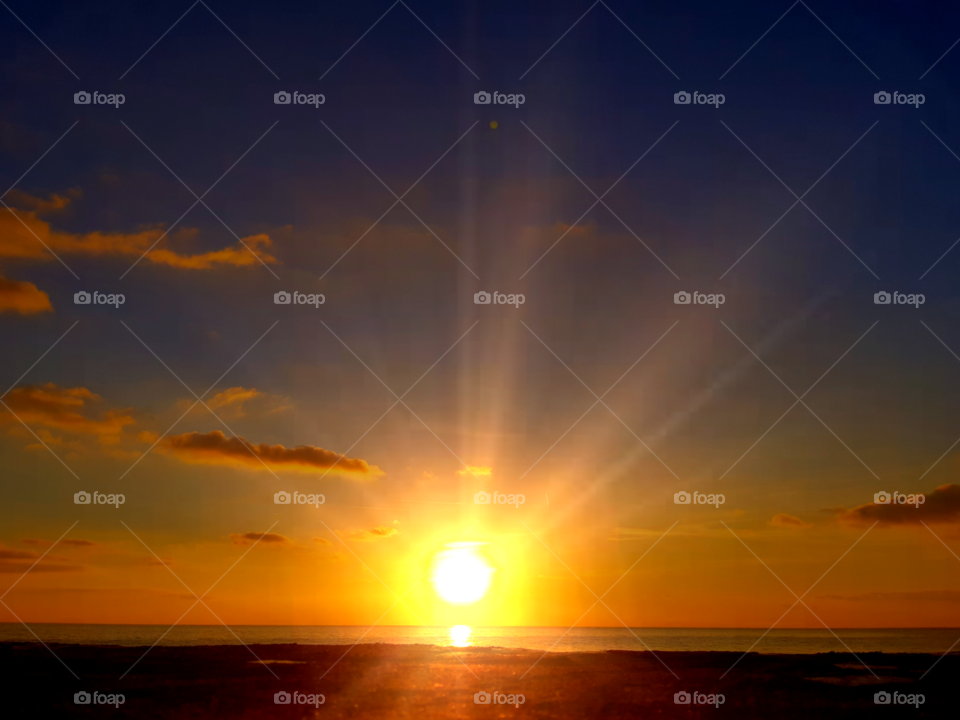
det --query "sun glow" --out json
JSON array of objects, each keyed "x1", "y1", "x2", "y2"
[{"x1": 431, "y1": 544, "x2": 493, "y2": 605}]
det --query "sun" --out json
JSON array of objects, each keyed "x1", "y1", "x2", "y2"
[{"x1": 431, "y1": 544, "x2": 493, "y2": 605}]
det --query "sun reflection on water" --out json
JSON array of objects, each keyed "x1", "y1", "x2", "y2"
[{"x1": 449, "y1": 625, "x2": 472, "y2": 647}]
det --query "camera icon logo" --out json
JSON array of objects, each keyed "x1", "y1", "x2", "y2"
[
  {"x1": 674, "y1": 91, "x2": 691, "y2": 105},
  {"x1": 674, "y1": 291, "x2": 691, "y2": 305},
  {"x1": 274, "y1": 291, "x2": 291, "y2": 305},
  {"x1": 474, "y1": 291, "x2": 491, "y2": 305},
  {"x1": 74, "y1": 491, "x2": 91, "y2": 505},
  {"x1": 674, "y1": 691, "x2": 691, "y2": 704},
  {"x1": 874, "y1": 691, "x2": 891, "y2": 705},
  {"x1": 674, "y1": 491, "x2": 691, "y2": 505},
  {"x1": 474, "y1": 691, "x2": 492, "y2": 704},
  {"x1": 874, "y1": 491, "x2": 891, "y2": 505},
  {"x1": 74, "y1": 91, "x2": 91, "y2": 105},
  {"x1": 274, "y1": 691, "x2": 291, "y2": 704},
  {"x1": 74, "y1": 691, "x2": 92, "y2": 704},
  {"x1": 874, "y1": 291, "x2": 891, "y2": 304},
  {"x1": 274, "y1": 491, "x2": 291, "y2": 505},
  {"x1": 474, "y1": 91, "x2": 491, "y2": 105},
  {"x1": 874, "y1": 91, "x2": 891, "y2": 105},
  {"x1": 474, "y1": 491, "x2": 491, "y2": 505},
  {"x1": 274, "y1": 91, "x2": 291, "y2": 105},
  {"x1": 74, "y1": 291, "x2": 91, "y2": 305}
]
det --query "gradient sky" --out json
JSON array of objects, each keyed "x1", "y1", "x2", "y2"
[{"x1": 3, "y1": 0, "x2": 960, "y2": 633}]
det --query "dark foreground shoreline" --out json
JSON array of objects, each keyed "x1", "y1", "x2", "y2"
[{"x1": 1, "y1": 642, "x2": 951, "y2": 718}]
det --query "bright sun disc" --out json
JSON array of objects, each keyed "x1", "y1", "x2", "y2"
[{"x1": 431, "y1": 547, "x2": 493, "y2": 605}]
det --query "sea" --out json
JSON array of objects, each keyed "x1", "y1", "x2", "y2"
[{"x1": 0, "y1": 624, "x2": 956, "y2": 655}]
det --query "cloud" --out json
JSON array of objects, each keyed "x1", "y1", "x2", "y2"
[
  {"x1": 835, "y1": 484, "x2": 960, "y2": 526},
  {"x1": 159, "y1": 430, "x2": 381, "y2": 476},
  {"x1": 770, "y1": 513, "x2": 812, "y2": 529},
  {"x1": 0, "y1": 548, "x2": 38, "y2": 560},
  {"x1": 0, "y1": 191, "x2": 278, "y2": 270},
  {"x1": 819, "y1": 590, "x2": 960, "y2": 603},
  {"x1": 229, "y1": 532, "x2": 292, "y2": 546},
  {"x1": 0, "y1": 562, "x2": 81, "y2": 573},
  {"x1": 312, "y1": 537, "x2": 333, "y2": 546},
  {"x1": 348, "y1": 526, "x2": 399, "y2": 541},
  {"x1": 140, "y1": 556, "x2": 175, "y2": 567},
  {"x1": 0, "y1": 276, "x2": 53, "y2": 315},
  {"x1": 207, "y1": 387, "x2": 263, "y2": 415},
  {"x1": 22, "y1": 538, "x2": 98, "y2": 548},
  {"x1": 0, "y1": 545, "x2": 81, "y2": 572},
  {"x1": 176, "y1": 387, "x2": 290, "y2": 420},
  {"x1": 456, "y1": 465, "x2": 491, "y2": 477},
  {"x1": 1, "y1": 384, "x2": 134, "y2": 439}
]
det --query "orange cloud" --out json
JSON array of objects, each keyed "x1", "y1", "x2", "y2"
[
  {"x1": 159, "y1": 430, "x2": 381, "y2": 476},
  {"x1": 0, "y1": 562, "x2": 81, "y2": 573},
  {"x1": 229, "y1": 532, "x2": 291, "y2": 546},
  {"x1": 312, "y1": 537, "x2": 333, "y2": 546},
  {"x1": 139, "y1": 556, "x2": 175, "y2": 567},
  {"x1": 207, "y1": 387, "x2": 263, "y2": 414},
  {"x1": 1, "y1": 384, "x2": 134, "y2": 438},
  {"x1": 23, "y1": 538, "x2": 98, "y2": 548},
  {"x1": 835, "y1": 484, "x2": 960, "y2": 526},
  {"x1": 770, "y1": 513, "x2": 812, "y2": 529},
  {"x1": 456, "y1": 465, "x2": 492, "y2": 477},
  {"x1": 177, "y1": 386, "x2": 289, "y2": 419},
  {"x1": 348, "y1": 526, "x2": 399, "y2": 541},
  {"x1": 0, "y1": 191, "x2": 278, "y2": 269},
  {"x1": 0, "y1": 545, "x2": 81, "y2": 573},
  {"x1": 0, "y1": 276, "x2": 53, "y2": 315}
]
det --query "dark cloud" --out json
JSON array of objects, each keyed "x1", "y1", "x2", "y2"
[
  {"x1": 161, "y1": 430, "x2": 380, "y2": 476},
  {"x1": 348, "y1": 526, "x2": 399, "y2": 541},
  {"x1": 820, "y1": 590, "x2": 960, "y2": 603},
  {"x1": 229, "y1": 532, "x2": 291, "y2": 546},
  {"x1": 22, "y1": 538, "x2": 98, "y2": 548},
  {"x1": 835, "y1": 484, "x2": 960, "y2": 525}
]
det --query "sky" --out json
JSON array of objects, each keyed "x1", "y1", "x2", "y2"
[{"x1": 3, "y1": 0, "x2": 960, "y2": 632}]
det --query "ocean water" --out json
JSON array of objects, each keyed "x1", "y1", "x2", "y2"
[{"x1": 0, "y1": 624, "x2": 956, "y2": 655}]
